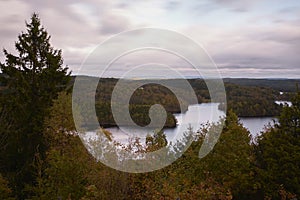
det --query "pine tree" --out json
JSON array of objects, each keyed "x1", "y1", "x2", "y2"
[
  {"x1": 200, "y1": 110, "x2": 256, "y2": 199},
  {"x1": 278, "y1": 90, "x2": 300, "y2": 136},
  {"x1": 255, "y1": 91, "x2": 300, "y2": 199},
  {"x1": 0, "y1": 174, "x2": 14, "y2": 200},
  {"x1": 0, "y1": 13, "x2": 70, "y2": 198}
]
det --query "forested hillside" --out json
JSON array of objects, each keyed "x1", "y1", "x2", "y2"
[
  {"x1": 72, "y1": 76, "x2": 288, "y2": 120},
  {"x1": 224, "y1": 78, "x2": 300, "y2": 92},
  {"x1": 1, "y1": 75, "x2": 292, "y2": 119}
]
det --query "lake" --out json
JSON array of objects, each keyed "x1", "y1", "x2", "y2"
[
  {"x1": 105, "y1": 103, "x2": 276, "y2": 144},
  {"x1": 240, "y1": 117, "x2": 275, "y2": 138},
  {"x1": 275, "y1": 100, "x2": 292, "y2": 107}
]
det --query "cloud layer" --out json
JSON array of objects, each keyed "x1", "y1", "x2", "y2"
[{"x1": 0, "y1": 0, "x2": 299, "y2": 78}]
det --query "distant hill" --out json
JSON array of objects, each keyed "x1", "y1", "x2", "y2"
[
  {"x1": 223, "y1": 78, "x2": 300, "y2": 92},
  {"x1": 2, "y1": 74, "x2": 299, "y2": 92},
  {"x1": 2, "y1": 74, "x2": 297, "y2": 117}
]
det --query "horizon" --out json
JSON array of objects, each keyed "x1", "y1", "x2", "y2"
[{"x1": 69, "y1": 74, "x2": 300, "y2": 80}]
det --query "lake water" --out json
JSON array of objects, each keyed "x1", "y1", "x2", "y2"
[
  {"x1": 106, "y1": 103, "x2": 276, "y2": 144},
  {"x1": 240, "y1": 117, "x2": 275, "y2": 138},
  {"x1": 275, "y1": 100, "x2": 292, "y2": 107}
]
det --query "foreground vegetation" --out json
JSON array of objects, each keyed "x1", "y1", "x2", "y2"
[
  {"x1": 0, "y1": 14, "x2": 299, "y2": 200},
  {"x1": 2, "y1": 90, "x2": 300, "y2": 199}
]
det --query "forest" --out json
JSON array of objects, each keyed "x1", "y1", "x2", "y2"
[
  {"x1": 80, "y1": 76, "x2": 288, "y2": 125},
  {"x1": 0, "y1": 14, "x2": 300, "y2": 200}
]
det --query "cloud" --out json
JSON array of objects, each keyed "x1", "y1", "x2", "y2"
[
  {"x1": 99, "y1": 12, "x2": 131, "y2": 34},
  {"x1": 164, "y1": 1, "x2": 181, "y2": 10},
  {"x1": 0, "y1": 0, "x2": 299, "y2": 78},
  {"x1": 210, "y1": 0, "x2": 259, "y2": 12},
  {"x1": 190, "y1": 0, "x2": 259, "y2": 15},
  {"x1": 182, "y1": 13, "x2": 300, "y2": 74}
]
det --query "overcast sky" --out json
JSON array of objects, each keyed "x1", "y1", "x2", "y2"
[{"x1": 0, "y1": 0, "x2": 300, "y2": 78}]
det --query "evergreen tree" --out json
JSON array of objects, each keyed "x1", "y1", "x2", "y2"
[
  {"x1": 256, "y1": 91, "x2": 300, "y2": 199},
  {"x1": 0, "y1": 174, "x2": 15, "y2": 200},
  {"x1": 0, "y1": 13, "x2": 70, "y2": 198},
  {"x1": 146, "y1": 129, "x2": 168, "y2": 151},
  {"x1": 278, "y1": 90, "x2": 300, "y2": 136},
  {"x1": 200, "y1": 110, "x2": 257, "y2": 199}
]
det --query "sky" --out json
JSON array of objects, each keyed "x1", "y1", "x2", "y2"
[{"x1": 0, "y1": 0, "x2": 300, "y2": 78}]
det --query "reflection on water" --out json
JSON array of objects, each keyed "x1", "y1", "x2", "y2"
[
  {"x1": 99, "y1": 103, "x2": 277, "y2": 144},
  {"x1": 239, "y1": 117, "x2": 276, "y2": 139},
  {"x1": 275, "y1": 101, "x2": 292, "y2": 107},
  {"x1": 106, "y1": 103, "x2": 224, "y2": 144}
]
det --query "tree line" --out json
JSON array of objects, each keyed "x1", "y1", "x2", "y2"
[{"x1": 82, "y1": 76, "x2": 288, "y2": 120}]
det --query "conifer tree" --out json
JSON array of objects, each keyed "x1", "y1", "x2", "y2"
[
  {"x1": 256, "y1": 91, "x2": 300, "y2": 199},
  {"x1": 0, "y1": 13, "x2": 70, "y2": 198}
]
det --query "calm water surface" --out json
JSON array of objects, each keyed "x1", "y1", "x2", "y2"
[
  {"x1": 240, "y1": 117, "x2": 275, "y2": 139},
  {"x1": 106, "y1": 103, "x2": 275, "y2": 144}
]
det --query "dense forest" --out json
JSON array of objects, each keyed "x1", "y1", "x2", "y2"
[
  {"x1": 0, "y1": 14, "x2": 300, "y2": 200},
  {"x1": 76, "y1": 77, "x2": 287, "y2": 123},
  {"x1": 224, "y1": 78, "x2": 300, "y2": 92}
]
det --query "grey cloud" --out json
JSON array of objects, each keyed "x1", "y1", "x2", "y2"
[
  {"x1": 203, "y1": 15, "x2": 300, "y2": 71},
  {"x1": 218, "y1": 64, "x2": 294, "y2": 70},
  {"x1": 164, "y1": 0, "x2": 180, "y2": 10},
  {"x1": 0, "y1": 1, "x2": 100, "y2": 66},
  {"x1": 194, "y1": 0, "x2": 261, "y2": 13},
  {"x1": 1, "y1": 0, "x2": 299, "y2": 78},
  {"x1": 0, "y1": 28, "x2": 18, "y2": 38},
  {"x1": 278, "y1": 6, "x2": 300, "y2": 14},
  {"x1": 230, "y1": 7, "x2": 248, "y2": 12},
  {"x1": 0, "y1": 15, "x2": 23, "y2": 37},
  {"x1": 116, "y1": 2, "x2": 130, "y2": 9},
  {"x1": 211, "y1": 0, "x2": 254, "y2": 11},
  {"x1": 247, "y1": 30, "x2": 300, "y2": 45},
  {"x1": 99, "y1": 13, "x2": 130, "y2": 34},
  {"x1": 1, "y1": 14, "x2": 23, "y2": 24},
  {"x1": 190, "y1": 0, "x2": 251, "y2": 17}
]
